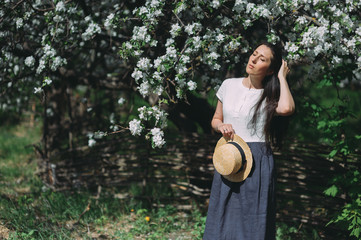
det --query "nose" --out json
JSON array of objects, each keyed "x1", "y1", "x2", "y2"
[{"x1": 251, "y1": 57, "x2": 257, "y2": 64}]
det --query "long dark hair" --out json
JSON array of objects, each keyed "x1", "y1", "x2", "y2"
[{"x1": 249, "y1": 42, "x2": 289, "y2": 149}]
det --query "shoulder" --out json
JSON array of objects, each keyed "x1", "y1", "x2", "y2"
[{"x1": 220, "y1": 77, "x2": 244, "y2": 88}]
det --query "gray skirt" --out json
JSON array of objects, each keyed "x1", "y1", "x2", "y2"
[{"x1": 203, "y1": 142, "x2": 276, "y2": 240}]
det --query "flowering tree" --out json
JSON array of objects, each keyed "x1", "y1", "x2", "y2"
[
  {"x1": 121, "y1": 0, "x2": 361, "y2": 148},
  {"x1": 2, "y1": 0, "x2": 360, "y2": 146},
  {"x1": 1, "y1": 0, "x2": 361, "y2": 236}
]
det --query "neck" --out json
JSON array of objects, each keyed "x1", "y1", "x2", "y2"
[{"x1": 246, "y1": 75, "x2": 263, "y2": 89}]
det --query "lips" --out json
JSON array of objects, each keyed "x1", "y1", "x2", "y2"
[{"x1": 248, "y1": 64, "x2": 254, "y2": 69}]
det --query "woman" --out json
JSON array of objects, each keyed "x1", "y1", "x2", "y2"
[{"x1": 203, "y1": 42, "x2": 295, "y2": 240}]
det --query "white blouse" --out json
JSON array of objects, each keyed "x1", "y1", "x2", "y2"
[{"x1": 216, "y1": 78, "x2": 266, "y2": 142}]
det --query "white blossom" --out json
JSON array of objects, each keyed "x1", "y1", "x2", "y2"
[
  {"x1": 184, "y1": 23, "x2": 202, "y2": 35},
  {"x1": 104, "y1": 13, "x2": 115, "y2": 30},
  {"x1": 13, "y1": 65, "x2": 19, "y2": 75},
  {"x1": 192, "y1": 36, "x2": 202, "y2": 49},
  {"x1": 208, "y1": 52, "x2": 220, "y2": 60},
  {"x1": 34, "y1": 87, "x2": 42, "y2": 94},
  {"x1": 210, "y1": 0, "x2": 220, "y2": 9},
  {"x1": 166, "y1": 46, "x2": 177, "y2": 59},
  {"x1": 16, "y1": 18, "x2": 24, "y2": 29},
  {"x1": 153, "y1": 58, "x2": 162, "y2": 68},
  {"x1": 46, "y1": 108, "x2": 54, "y2": 116},
  {"x1": 55, "y1": 1, "x2": 66, "y2": 12},
  {"x1": 357, "y1": 56, "x2": 361, "y2": 68},
  {"x1": 24, "y1": 56, "x2": 35, "y2": 67},
  {"x1": 149, "y1": 0, "x2": 161, "y2": 8},
  {"x1": 170, "y1": 23, "x2": 181, "y2": 37},
  {"x1": 285, "y1": 42, "x2": 299, "y2": 53},
  {"x1": 138, "y1": 81, "x2": 151, "y2": 97},
  {"x1": 51, "y1": 56, "x2": 67, "y2": 71},
  {"x1": 88, "y1": 139, "x2": 96, "y2": 147},
  {"x1": 180, "y1": 55, "x2": 190, "y2": 64},
  {"x1": 132, "y1": 26, "x2": 149, "y2": 42},
  {"x1": 36, "y1": 58, "x2": 46, "y2": 74},
  {"x1": 118, "y1": 97, "x2": 125, "y2": 105},
  {"x1": 131, "y1": 69, "x2": 143, "y2": 81},
  {"x1": 129, "y1": 119, "x2": 143, "y2": 136},
  {"x1": 44, "y1": 78, "x2": 52, "y2": 85},
  {"x1": 221, "y1": 17, "x2": 231, "y2": 27},
  {"x1": 153, "y1": 71, "x2": 163, "y2": 82},
  {"x1": 53, "y1": 15, "x2": 63, "y2": 23},
  {"x1": 137, "y1": 57, "x2": 152, "y2": 71},
  {"x1": 138, "y1": 106, "x2": 147, "y2": 120},
  {"x1": 187, "y1": 81, "x2": 197, "y2": 91},
  {"x1": 174, "y1": 2, "x2": 187, "y2": 14},
  {"x1": 296, "y1": 16, "x2": 308, "y2": 25},
  {"x1": 356, "y1": 27, "x2": 361, "y2": 36},
  {"x1": 313, "y1": 45, "x2": 323, "y2": 56},
  {"x1": 44, "y1": 44, "x2": 56, "y2": 58},
  {"x1": 332, "y1": 56, "x2": 342, "y2": 64},
  {"x1": 216, "y1": 34, "x2": 225, "y2": 42},
  {"x1": 150, "y1": 127, "x2": 165, "y2": 148},
  {"x1": 154, "y1": 85, "x2": 163, "y2": 96},
  {"x1": 82, "y1": 22, "x2": 101, "y2": 41}
]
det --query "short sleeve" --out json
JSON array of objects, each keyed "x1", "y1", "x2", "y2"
[{"x1": 216, "y1": 80, "x2": 227, "y2": 102}]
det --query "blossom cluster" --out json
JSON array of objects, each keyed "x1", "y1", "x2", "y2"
[{"x1": 128, "y1": 105, "x2": 168, "y2": 148}]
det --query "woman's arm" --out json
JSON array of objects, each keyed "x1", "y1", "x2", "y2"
[
  {"x1": 211, "y1": 100, "x2": 235, "y2": 139},
  {"x1": 275, "y1": 60, "x2": 295, "y2": 116}
]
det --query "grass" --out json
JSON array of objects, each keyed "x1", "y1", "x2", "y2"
[
  {"x1": 0, "y1": 121, "x2": 206, "y2": 239},
  {"x1": 0, "y1": 121, "x2": 327, "y2": 239}
]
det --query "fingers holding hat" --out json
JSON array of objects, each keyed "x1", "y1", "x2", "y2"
[{"x1": 217, "y1": 123, "x2": 235, "y2": 140}]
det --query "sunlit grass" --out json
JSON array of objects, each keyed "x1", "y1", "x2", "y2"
[
  {"x1": 0, "y1": 122, "x2": 205, "y2": 239},
  {"x1": 0, "y1": 121, "x2": 326, "y2": 239},
  {"x1": 0, "y1": 122, "x2": 41, "y2": 196}
]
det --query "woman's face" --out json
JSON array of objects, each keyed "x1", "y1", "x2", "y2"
[{"x1": 246, "y1": 45, "x2": 274, "y2": 77}]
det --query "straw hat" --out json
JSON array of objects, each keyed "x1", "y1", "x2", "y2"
[{"x1": 213, "y1": 134, "x2": 253, "y2": 182}]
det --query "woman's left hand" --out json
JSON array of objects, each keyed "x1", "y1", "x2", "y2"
[{"x1": 278, "y1": 60, "x2": 290, "y2": 79}]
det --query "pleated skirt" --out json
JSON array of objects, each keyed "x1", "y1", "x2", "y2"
[{"x1": 203, "y1": 142, "x2": 276, "y2": 240}]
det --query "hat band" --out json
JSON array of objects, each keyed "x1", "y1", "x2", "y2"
[{"x1": 227, "y1": 142, "x2": 247, "y2": 173}]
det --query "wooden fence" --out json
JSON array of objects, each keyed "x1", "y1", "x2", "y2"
[{"x1": 37, "y1": 132, "x2": 360, "y2": 239}]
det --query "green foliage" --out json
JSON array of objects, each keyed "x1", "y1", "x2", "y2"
[
  {"x1": 293, "y1": 62, "x2": 361, "y2": 238},
  {"x1": 324, "y1": 185, "x2": 338, "y2": 197},
  {"x1": 325, "y1": 170, "x2": 361, "y2": 238},
  {"x1": 327, "y1": 198, "x2": 361, "y2": 238},
  {"x1": 276, "y1": 222, "x2": 321, "y2": 240}
]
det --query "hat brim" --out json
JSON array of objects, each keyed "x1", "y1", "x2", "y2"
[{"x1": 213, "y1": 135, "x2": 253, "y2": 182}]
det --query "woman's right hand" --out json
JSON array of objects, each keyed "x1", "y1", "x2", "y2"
[
  {"x1": 217, "y1": 123, "x2": 235, "y2": 140},
  {"x1": 211, "y1": 100, "x2": 235, "y2": 140}
]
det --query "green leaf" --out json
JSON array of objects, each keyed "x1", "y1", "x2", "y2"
[
  {"x1": 324, "y1": 185, "x2": 338, "y2": 197},
  {"x1": 329, "y1": 149, "x2": 338, "y2": 158},
  {"x1": 351, "y1": 227, "x2": 361, "y2": 237},
  {"x1": 317, "y1": 120, "x2": 326, "y2": 129}
]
